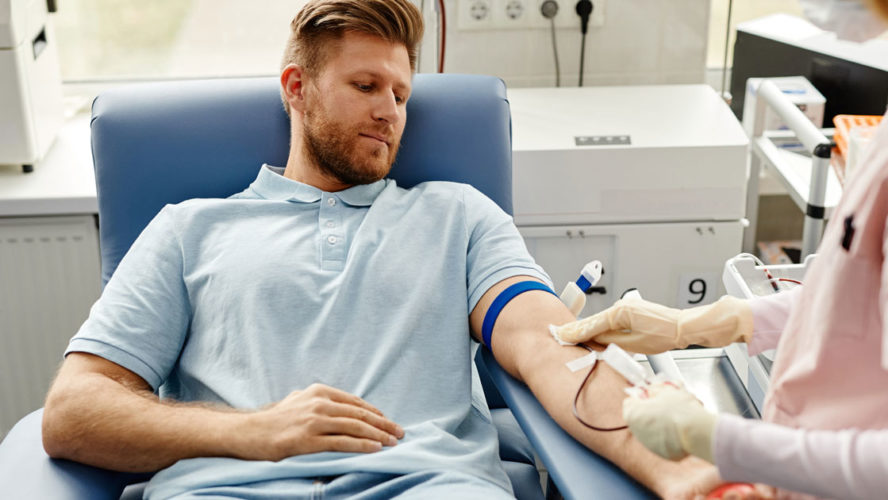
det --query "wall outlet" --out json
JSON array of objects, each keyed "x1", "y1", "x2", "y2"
[
  {"x1": 529, "y1": 0, "x2": 606, "y2": 30},
  {"x1": 491, "y1": 0, "x2": 531, "y2": 29},
  {"x1": 459, "y1": 0, "x2": 604, "y2": 31},
  {"x1": 460, "y1": 0, "x2": 535, "y2": 30},
  {"x1": 458, "y1": 0, "x2": 493, "y2": 30}
]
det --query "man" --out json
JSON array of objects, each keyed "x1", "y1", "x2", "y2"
[{"x1": 42, "y1": 1, "x2": 725, "y2": 498}]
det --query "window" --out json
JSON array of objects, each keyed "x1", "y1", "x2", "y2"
[
  {"x1": 54, "y1": 0, "x2": 309, "y2": 82},
  {"x1": 707, "y1": 0, "x2": 804, "y2": 69}
]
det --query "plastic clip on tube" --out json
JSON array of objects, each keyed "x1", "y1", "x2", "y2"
[{"x1": 600, "y1": 343, "x2": 647, "y2": 385}]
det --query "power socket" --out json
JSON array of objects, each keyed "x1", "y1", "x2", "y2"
[
  {"x1": 460, "y1": 0, "x2": 602, "y2": 31},
  {"x1": 457, "y1": 0, "x2": 493, "y2": 30},
  {"x1": 529, "y1": 0, "x2": 606, "y2": 30},
  {"x1": 490, "y1": 0, "x2": 532, "y2": 29}
]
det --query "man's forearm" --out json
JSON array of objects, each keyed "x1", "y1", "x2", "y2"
[
  {"x1": 514, "y1": 336, "x2": 708, "y2": 495},
  {"x1": 472, "y1": 277, "x2": 715, "y2": 497},
  {"x1": 44, "y1": 353, "x2": 404, "y2": 471},
  {"x1": 43, "y1": 371, "x2": 245, "y2": 472}
]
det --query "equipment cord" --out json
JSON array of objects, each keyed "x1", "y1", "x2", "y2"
[
  {"x1": 575, "y1": 0, "x2": 593, "y2": 87},
  {"x1": 550, "y1": 19, "x2": 561, "y2": 87},
  {"x1": 437, "y1": 0, "x2": 446, "y2": 73},
  {"x1": 578, "y1": 31, "x2": 587, "y2": 87},
  {"x1": 719, "y1": 0, "x2": 733, "y2": 99}
]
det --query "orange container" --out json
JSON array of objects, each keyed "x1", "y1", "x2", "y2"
[{"x1": 833, "y1": 114, "x2": 883, "y2": 158}]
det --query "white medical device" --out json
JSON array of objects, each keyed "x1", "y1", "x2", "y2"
[
  {"x1": 722, "y1": 253, "x2": 814, "y2": 413},
  {"x1": 0, "y1": 0, "x2": 63, "y2": 172},
  {"x1": 509, "y1": 85, "x2": 749, "y2": 314}
]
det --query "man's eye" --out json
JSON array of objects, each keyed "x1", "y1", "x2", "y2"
[{"x1": 355, "y1": 83, "x2": 372, "y2": 92}]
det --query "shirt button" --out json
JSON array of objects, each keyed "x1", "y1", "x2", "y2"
[
  {"x1": 325, "y1": 221, "x2": 335, "y2": 228},
  {"x1": 327, "y1": 235, "x2": 337, "y2": 244},
  {"x1": 327, "y1": 198, "x2": 336, "y2": 206}
]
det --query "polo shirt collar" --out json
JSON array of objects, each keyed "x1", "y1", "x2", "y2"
[{"x1": 249, "y1": 164, "x2": 387, "y2": 206}]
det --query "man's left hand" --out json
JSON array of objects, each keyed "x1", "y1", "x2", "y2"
[{"x1": 657, "y1": 459, "x2": 774, "y2": 500}]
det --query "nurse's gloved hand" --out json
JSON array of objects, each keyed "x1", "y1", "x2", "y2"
[
  {"x1": 622, "y1": 382, "x2": 718, "y2": 463},
  {"x1": 551, "y1": 296, "x2": 753, "y2": 354}
]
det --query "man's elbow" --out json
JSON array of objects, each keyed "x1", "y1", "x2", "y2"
[
  {"x1": 42, "y1": 423, "x2": 68, "y2": 460},
  {"x1": 42, "y1": 386, "x2": 80, "y2": 459}
]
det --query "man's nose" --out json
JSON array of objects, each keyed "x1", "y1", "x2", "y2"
[{"x1": 372, "y1": 91, "x2": 400, "y2": 124}]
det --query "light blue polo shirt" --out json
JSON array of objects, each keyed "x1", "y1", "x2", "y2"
[{"x1": 67, "y1": 165, "x2": 550, "y2": 499}]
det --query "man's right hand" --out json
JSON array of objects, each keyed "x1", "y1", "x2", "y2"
[
  {"x1": 236, "y1": 383, "x2": 404, "y2": 461},
  {"x1": 44, "y1": 355, "x2": 404, "y2": 472},
  {"x1": 550, "y1": 296, "x2": 754, "y2": 354}
]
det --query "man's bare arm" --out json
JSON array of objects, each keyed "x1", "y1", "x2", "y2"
[
  {"x1": 469, "y1": 276, "x2": 720, "y2": 499},
  {"x1": 42, "y1": 353, "x2": 403, "y2": 472}
]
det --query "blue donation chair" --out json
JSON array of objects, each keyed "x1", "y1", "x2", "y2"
[{"x1": 0, "y1": 74, "x2": 653, "y2": 499}]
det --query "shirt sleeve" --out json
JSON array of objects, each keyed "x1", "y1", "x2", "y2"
[
  {"x1": 882, "y1": 215, "x2": 888, "y2": 370},
  {"x1": 746, "y1": 286, "x2": 802, "y2": 355},
  {"x1": 65, "y1": 205, "x2": 191, "y2": 390},
  {"x1": 461, "y1": 185, "x2": 551, "y2": 314},
  {"x1": 714, "y1": 414, "x2": 888, "y2": 499}
]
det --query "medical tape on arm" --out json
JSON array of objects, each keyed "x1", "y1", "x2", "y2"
[{"x1": 482, "y1": 281, "x2": 557, "y2": 349}]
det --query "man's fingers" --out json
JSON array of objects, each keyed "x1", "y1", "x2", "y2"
[
  {"x1": 313, "y1": 435, "x2": 386, "y2": 454},
  {"x1": 706, "y1": 483, "x2": 760, "y2": 500},
  {"x1": 308, "y1": 384, "x2": 385, "y2": 417},
  {"x1": 318, "y1": 417, "x2": 400, "y2": 446},
  {"x1": 320, "y1": 401, "x2": 404, "y2": 438},
  {"x1": 292, "y1": 384, "x2": 404, "y2": 438},
  {"x1": 752, "y1": 484, "x2": 776, "y2": 500}
]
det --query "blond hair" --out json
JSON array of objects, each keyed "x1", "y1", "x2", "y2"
[
  {"x1": 868, "y1": 0, "x2": 888, "y2": 21},
  {"x1": 280, "y1": 0, "x2": 424, "y2": 116}
]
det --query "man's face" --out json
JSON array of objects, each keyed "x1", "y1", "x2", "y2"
[{"x1": 301, "y1": 31, "x2": 412, "y2": 186}]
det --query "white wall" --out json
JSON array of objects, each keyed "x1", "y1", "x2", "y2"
[
  {"x1": 54, "y1": 0, "x2": 712, "y2": 87},
  {"x1": 432, "y1": 0, "x2": 712, "y2": 88}
]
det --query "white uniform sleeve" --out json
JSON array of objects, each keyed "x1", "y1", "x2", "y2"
[
  {"x1": 745, "y1": 286, "x2": 802, "y2": 355},
  {"x1": 714, "y1": 414, "x2": 888, "y2": 499}
]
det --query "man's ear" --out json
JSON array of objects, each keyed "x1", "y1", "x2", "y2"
[{"x1": 280, "y1": 64, "x2": 308, "y2": 115}]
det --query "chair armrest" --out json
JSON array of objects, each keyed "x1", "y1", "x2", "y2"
[
  {"x1": 476, "y1": 349, "x2": 655, "y2": 500},
  {"x1": 0, "y1": 409, "x2": 152, "y2": 499}
]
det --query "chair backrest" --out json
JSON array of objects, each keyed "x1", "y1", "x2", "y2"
[
  {"x1": 91, "y1": 73, "x2": 516, "y2": 413},
  {"x1": 90, "y1": 74, "x2": 513, "y2": 285}
]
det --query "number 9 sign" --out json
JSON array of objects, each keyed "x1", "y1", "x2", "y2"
[{"x1": 677, "y1": 272, "x2": 719, "y2": 307}]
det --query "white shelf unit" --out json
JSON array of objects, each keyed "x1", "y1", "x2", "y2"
[
  {"x1": 743, "y1": 80, "x2": 840, "y2": 258},
  {"x1": 752, "y1": 129, "x2": 842, "y2": 221}
]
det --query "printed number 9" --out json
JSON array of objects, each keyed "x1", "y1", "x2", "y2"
[{"x1": 687, "y1": 278, "x2": 706, "y2": 304}]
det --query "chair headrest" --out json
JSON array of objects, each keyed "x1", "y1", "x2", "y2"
[{"x1": 91, "y1": 73, "x2": 512, "y2": 283}]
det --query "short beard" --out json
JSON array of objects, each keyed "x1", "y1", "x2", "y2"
[{"x1": 303, "y1": 108, "x2": 399, "y2": 186}]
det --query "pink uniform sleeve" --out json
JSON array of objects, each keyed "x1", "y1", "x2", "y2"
[
  {"x1": 714, "y1": 414, "x2": 888, "y2": 499},
  {"x1": 745, "y1": 286, "x2": 802, "y2": 356},
  {"x1": 881, "y1": 217, "x2": 888, "y2": 371}
]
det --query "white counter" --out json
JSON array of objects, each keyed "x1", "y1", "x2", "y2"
[{"x1": 0, "y1": 112, "x2": 96, "y2": 216}]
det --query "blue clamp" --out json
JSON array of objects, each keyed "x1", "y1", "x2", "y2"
[{"x1": 482, "y1": 281, "x2": 557, "y2": 349}]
